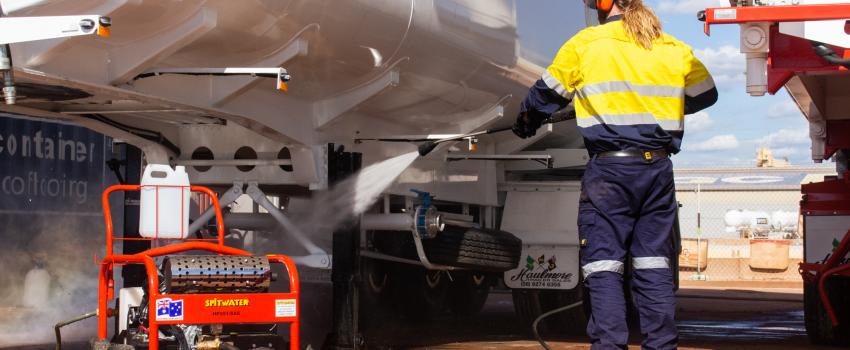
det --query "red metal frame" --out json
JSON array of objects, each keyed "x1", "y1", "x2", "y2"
[
  {"x1": 799, "y1": 229, "x2": 850, "y2": 327},
  {"x1": 703, "y1": 4, "x2": 850, "y2": 95},
  {"x1": 825, "y1": 120, "x2": 850, "y2": 161},
  {"x1": 799, "y1": 177, "x2": 850, "y2": 327},
  {"x1": 703, "y1": 3, "x2": 850, "y2": 35},
  {"x1": 766, "y1": 26, "x2": 850, "y2": 94},
  {"x1": 98, "y1": 185, "x2": 300, "y2": 350}
]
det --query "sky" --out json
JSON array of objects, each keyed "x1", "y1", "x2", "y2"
[{"x1": 517, "y1": 0, "x2": 820, "y2": 168}]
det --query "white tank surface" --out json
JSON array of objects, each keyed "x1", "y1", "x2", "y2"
[{"x1": 0, "y1": 0, "x2": 588, "y2": 203}]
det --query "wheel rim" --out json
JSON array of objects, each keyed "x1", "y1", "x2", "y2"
[
  {"x1": 425, "y1": 270, "x2": 442, "y2": 289},
  {"x1": 472, "y1": 273, "x2": 486, "y2": 286},
  {"x1": 368, "y1": 270, "x2": 388, "y2": 293},
  {"x1": 363, "y1": 260, "x2": 388, "y2": 293}
]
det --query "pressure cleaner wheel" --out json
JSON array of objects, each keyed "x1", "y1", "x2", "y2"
[{"x1": 423, "y1": 226, "x2": 522, "y2": 272}]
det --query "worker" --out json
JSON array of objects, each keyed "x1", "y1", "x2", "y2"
[{"x1": 513, "y1": 0, "x2": 718, "y2": 349}]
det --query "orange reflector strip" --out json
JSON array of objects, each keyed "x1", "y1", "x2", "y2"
[
  {"x1": 469, "y1": 143, "x2": 478, "y2": 152},
  {"x1": 97, "y1": 26, "x2": 111, "y2": 38},
  {"x1": 277, "y1": 81, "x2": 289, "y2": 92}
]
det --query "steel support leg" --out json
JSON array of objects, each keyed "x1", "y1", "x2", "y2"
[
  {"x1": 120, "y1": 144, "x2": 148, "y2": 287},
  {"x1": 187, "y1": 181, "x2": 244, "y2": 236},
  {"x1": 324, "y1": 144, "x2": 363, "y2": 350},
  {"x1": 245, "y1": 183, "x2": 330, "y2": 268}
]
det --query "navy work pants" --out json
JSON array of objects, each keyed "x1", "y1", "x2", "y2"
[{"x1": 578, "y1": 156, "x2": 678, "y2": 350}]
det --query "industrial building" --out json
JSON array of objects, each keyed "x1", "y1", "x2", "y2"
[{"x1": 675, "y1": 166, "x2": 835, "y2": 282}]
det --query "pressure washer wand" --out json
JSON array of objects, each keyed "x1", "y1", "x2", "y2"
[
  {"x1": 417, "y1": 108, "x2": 576, "y2": 156},
  {"x1": 416, "y1": 126, "x2": 510, "y2": 156}
]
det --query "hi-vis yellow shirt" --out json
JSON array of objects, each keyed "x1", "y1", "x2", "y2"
[{"x1": 540, "y1": 19, "x2": 715, "y2": 154}]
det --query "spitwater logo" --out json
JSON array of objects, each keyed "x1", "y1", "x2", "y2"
[{"x1": 156, "y1": 298, "x2": 184, "y2": 321}]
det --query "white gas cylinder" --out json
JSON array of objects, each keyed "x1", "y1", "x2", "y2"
[
  {"x1": 21, "y1": 266, "x2": 50, "y2": 308},
  {"x1": 139, "y1": 164, "x2": 191, "y2": 239},
  {"x1": 724, "y1": 210, "x2": 744, "y2": 227}
]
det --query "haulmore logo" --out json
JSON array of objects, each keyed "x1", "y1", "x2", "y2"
[
  {"x1": 508, "y1": 254, "x2": 573, "y2": 288},
  {"x1": 510, "y1": 268, "x2": 573, "y2": 282}
]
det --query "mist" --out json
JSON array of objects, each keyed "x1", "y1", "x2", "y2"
[
  {"x1": 0, "y1": 216, "x2": 104, "y2": 347},
  {"x1": 288, "y1": 152, "x2": 419, "y2": 252}
]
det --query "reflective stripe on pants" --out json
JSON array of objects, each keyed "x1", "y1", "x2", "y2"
[
  {"x1": 633, "y1": 257, "x2": 671, "y2": 270},
  {"x1": 583, "y1": 260, "x2": 625, "y2": 276}
]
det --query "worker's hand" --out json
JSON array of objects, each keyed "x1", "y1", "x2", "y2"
[{"x1": 512, "y1": 111, "x2": 543, "y2": 139}]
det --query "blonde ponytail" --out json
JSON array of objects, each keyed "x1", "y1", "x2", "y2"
[{"x1": 618, "y1": 0, "x2": 662, "y2": 49}]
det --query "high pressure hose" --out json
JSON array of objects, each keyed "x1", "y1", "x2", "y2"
[
  {"x1": 54, "y1": 310, "x2": 98, "y2": 350},
  {"x1": 532, "y1": 300, "x2": 584, "y2": 350},
  {"x1": 811, "y1": 41, "x2": 850, "y2": 69}
]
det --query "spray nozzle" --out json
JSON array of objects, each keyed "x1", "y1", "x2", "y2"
[{"x1": 418, "y1": 142, "x2": 439, "y2": 156}]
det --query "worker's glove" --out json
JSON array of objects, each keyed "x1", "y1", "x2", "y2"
[{"x1": 512, "y1": 111, "x2": 543, "y2": 139}]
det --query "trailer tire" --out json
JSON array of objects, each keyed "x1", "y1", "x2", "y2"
[
  {"x1": 424, "y1": 226, "x2": 522, "y2": 272},
  {"x1": 805, "y1": 278, "x2": 850, "y2": 346},
  {"x1": 512, "y1": 285, "x2": 587, "y2": 336},
  {"x1": 448, "y1": 271, "x2": 495, "y2": 317},
  {"x1": 360, "y1": 255, "x2": 391, "y2": 307},
  {"x1": 393, "y1": 266, "x2": 450, "y2": 320}
]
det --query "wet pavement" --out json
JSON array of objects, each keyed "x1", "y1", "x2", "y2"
[
  {"x1": 8, "y1": 286, "x2": 842, "y2": 350},
  {"x1": 369, "y1": 287, "x2": 841, "y2": 350}
]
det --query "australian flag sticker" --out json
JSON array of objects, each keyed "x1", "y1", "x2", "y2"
[{"x1": 155, "y1": 298, "x2": 184, "y2": 321}]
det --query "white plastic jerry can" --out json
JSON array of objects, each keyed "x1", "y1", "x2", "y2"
[{"x1": 139, "y1": 164, "x2": 191, "y2": 239}]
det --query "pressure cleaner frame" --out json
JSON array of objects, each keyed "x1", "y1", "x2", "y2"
[{"x1": 97, "y1": 185, "x2": 301, "y2": 350}]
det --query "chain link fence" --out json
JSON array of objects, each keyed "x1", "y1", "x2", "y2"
[{"x1": 672, "y1": 168, "x2": 834, "y2": 283}]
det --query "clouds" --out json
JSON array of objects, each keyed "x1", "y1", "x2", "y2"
[
  {"x1": 686, "y1": 111, "x2": 714, "y2": 133},
  {"x1": 693, "y1": 45, "x2": 745, "y2": 87},
  {"x1": 754, "y1": 128, "x2": 809, "y2": 146},
  {"x1": 683, "y1": 128, "x2": 810, "y2": 157},
  {"x1": 686, "y1": 134, "x2": 740, "y2": 151},
  {"x1": 750, "y1": 128, "x2": 811, "y2": 161},
  {"x1": 657, "y1": 0, "x2": 728, "y2": 15},
  {"x1": 681, "y1": 128, "x2": 809, "y2": 162},
  {"x1": 770, "y1": 147, "x2": 801, "y2": 158},
  {"x1": 767, "y1": 100, "x2": 801, "y2": 119}
]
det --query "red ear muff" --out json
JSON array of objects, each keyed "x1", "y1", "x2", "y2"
[{"x1": 597, "y1": 0, "x2": 615, "y2": 12}]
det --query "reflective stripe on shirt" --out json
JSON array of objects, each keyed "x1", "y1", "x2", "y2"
[
  {"x1": 685, "y1": 76, "x2": 717, "y2": 97},
  {"x1": 542, "y1": 71, "x2": 575, "y2": 99},
  {"x1": 577, "y1": 113, "x2": 684, "y2": 131},
  {"x1": 579, "y1": 81, "x2": 684, "y2": 99}
]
